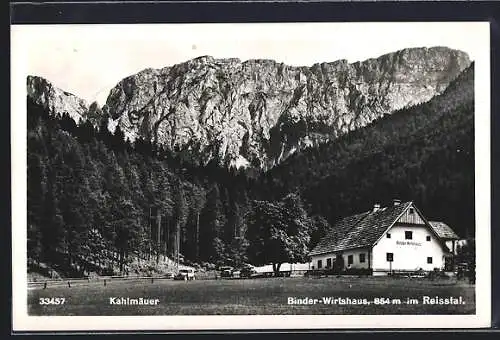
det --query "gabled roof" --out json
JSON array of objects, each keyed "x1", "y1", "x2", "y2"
[
  {"x1": 310, "y1": 202, "x2": 412, "y2": 256},
  {"x1": 309, "y1": 212, "x2": 370, "y2": 256},
  {"x1": 429, "y1": 221, "x2": 460, "y2": 240}
]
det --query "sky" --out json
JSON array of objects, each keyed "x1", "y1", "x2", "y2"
[{"x1": 12, "y1": 22, "x2": 488, "y2": 106}]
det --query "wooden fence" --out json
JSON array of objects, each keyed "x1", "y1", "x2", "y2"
[
  {"x1": 28, "y1": 275, "x2": 183, "y2": 289},
  {"x1": 28, "y1": 270, "x2": 314, "y2": 289}
]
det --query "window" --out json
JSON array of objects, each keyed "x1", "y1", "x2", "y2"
[
  {"x1": 317, "y1": 260, "x2": 322, "y2": 269},
  {"x1": 427, "y1": 257, "x2": 433, "y2": 264},
  {"x1": 386, "y1": 253, "x2": 394, "y2": 262},
  {"x1": 426, "y1": 235, "x2": 431, "y2": 241},
  {"x1": 347, "y1": 255, "x2": 353, "y2": 265},
  {"x1": 326, "y1": 258, "x2": 332, "y2": 268},
  {"x1": 409, "y1": 207, "x2": 415, "y2": 214},
  {"x1": 386, "y1": 233, "x2": 391, "y2": 239},
  {"x1": 405, "y1": 231, "x2": 413, "y2": 240},
  {"x1": 359, "y1": 253, "x2": 366, "y2": 263}
]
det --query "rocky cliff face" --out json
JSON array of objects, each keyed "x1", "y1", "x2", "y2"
[
  {"x1": 28, "y1": 47, "x2": 471, "y2": 169},
  {"x1": 104, "y1": 47, "x2": 470, "y2": 169},
  {"x1": 27, "y1": 76, "x2": 89, "y2": 123}
]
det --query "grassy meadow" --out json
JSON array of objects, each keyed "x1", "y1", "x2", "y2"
[{"x1": 28, "y1": 276, "x2": 475, "y2": 316}]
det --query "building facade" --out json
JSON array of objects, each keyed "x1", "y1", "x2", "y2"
[{"x1": 309, "y1": 200, "x2": 457, "y2": 275}]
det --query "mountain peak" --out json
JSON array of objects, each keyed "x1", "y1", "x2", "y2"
[
  {"x1": 27, "y1": 75, "x2": 90, "y2": 123},
  {"x1": 101, "y1": 46, "x2": 470, "y2": 169}
]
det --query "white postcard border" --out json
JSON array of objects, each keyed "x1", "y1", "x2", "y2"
[{"x1": 11, "y1": 22, "x2": 491, "y2": 331}]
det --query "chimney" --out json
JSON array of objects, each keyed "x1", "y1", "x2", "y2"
[
  {"x1": 373, "y1": 203, "x2": 381, "y2": 212},
  {"x1": 393, "y1": 199, "x2": 401, "y2": 206}
]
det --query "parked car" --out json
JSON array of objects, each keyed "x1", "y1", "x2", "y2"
[
  {"x1": 231, "y1": 269, "x2": 241, "y2": 279},
  {"x1": 174, "y1": 268, "x2": 196, "y2": 281},
  {"x1": 164, "y1": 272, "x2": 175, "y2": 279},
  {"x1": 240, "y1": 266, "x2": 257, "y2": 278},
  {"x1": 219, "y1": 266, "x2": 234, "y2": 278}
]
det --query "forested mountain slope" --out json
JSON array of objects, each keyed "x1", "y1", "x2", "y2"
[
  {"x1": 27, "y1": 101, "x2": 256, "y2": 277},
  {"x1": 262, "y1": 64, "x2": 475, "y2": 238}
]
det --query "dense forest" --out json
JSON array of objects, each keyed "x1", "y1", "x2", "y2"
[
  {"x1": 27, "y1": 98, "x2": 330, "y2": 277},
  {"x1": 27, "y1": 64, "x2": 475, "y2": 278}
]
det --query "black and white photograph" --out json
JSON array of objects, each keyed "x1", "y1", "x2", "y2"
[{"x1": 11, "y1": 22, "x2": 491, "y2": 330}]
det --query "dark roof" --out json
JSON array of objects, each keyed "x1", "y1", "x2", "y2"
[
  {"x1": 429, "y1": 221, "x2": 459, "y2": 240},
  {"x1": 310, "y1": 212, "x2": 369, "y2": 256},
  {"x1": 310, "y1": 202, "x2": 412, "y2": 255}
]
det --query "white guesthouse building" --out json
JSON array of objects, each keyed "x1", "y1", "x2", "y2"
[{"x1": 309, "y1": 200, "x2": 459, "y2": 275}]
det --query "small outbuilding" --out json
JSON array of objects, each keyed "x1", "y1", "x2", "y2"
[
  {"x1": 309, "y1": 200, "x2": 458, "y2": 275},
  {"x1": 428, "y1": 221, "x2": 460, "y2": 254}
]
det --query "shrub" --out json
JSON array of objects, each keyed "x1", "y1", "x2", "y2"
[{"x1": 342, "y1": 268, "x2": 373, "y2": 276}]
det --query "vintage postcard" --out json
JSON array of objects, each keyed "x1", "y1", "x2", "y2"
[{"x1": 11, "y1": 22, "x2": 491, "y2": 331}]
